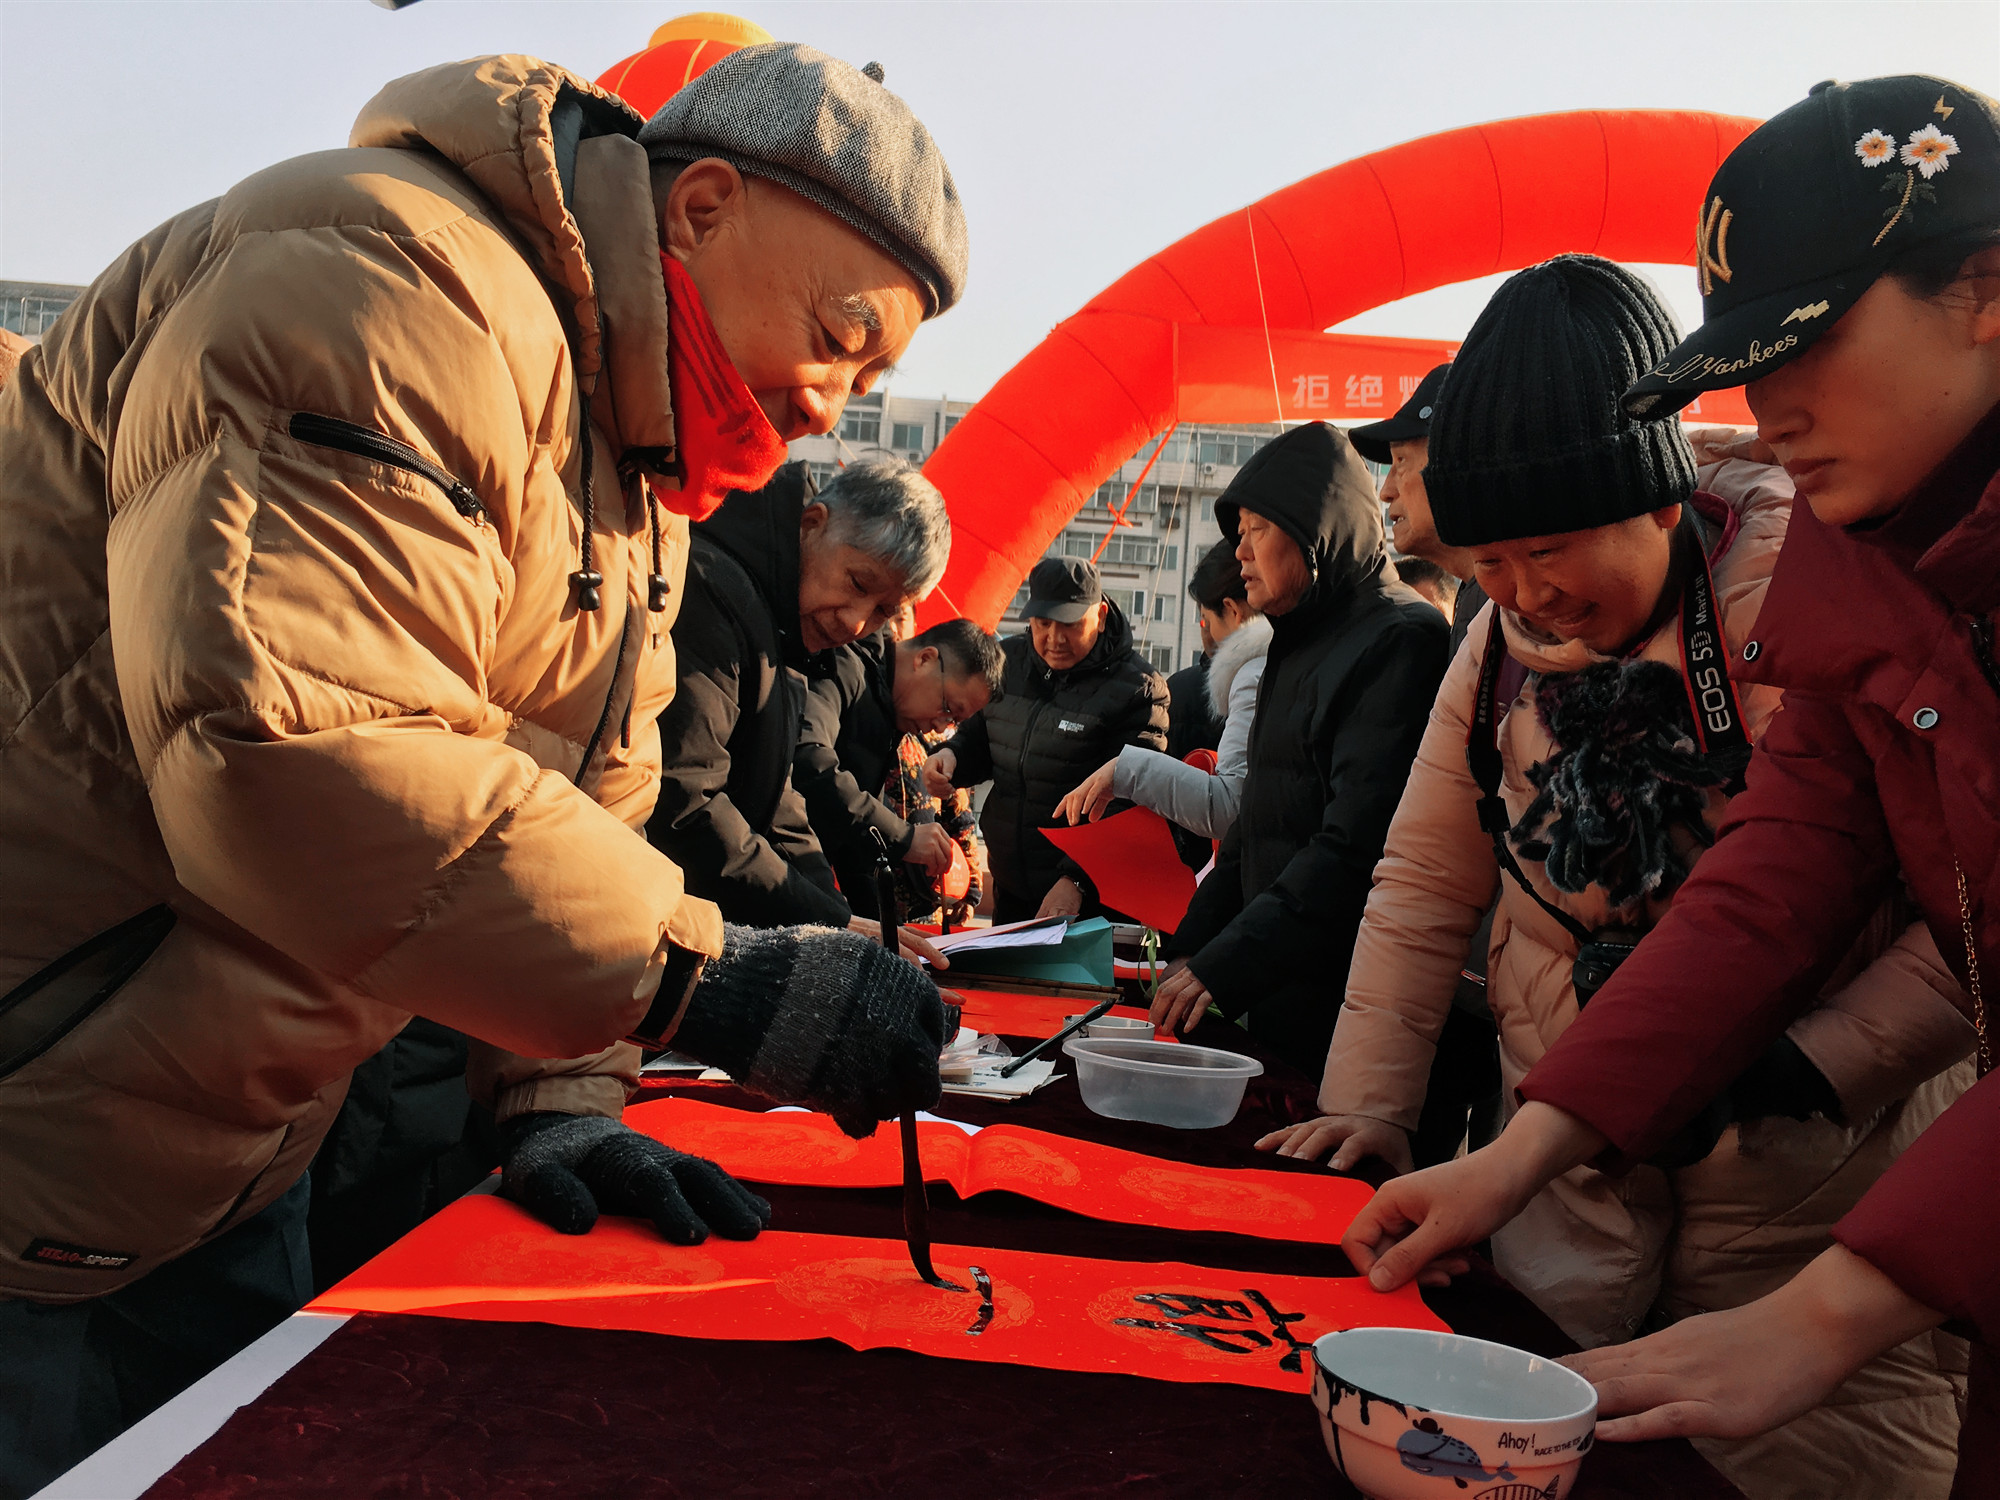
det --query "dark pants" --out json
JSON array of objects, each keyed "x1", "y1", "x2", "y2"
[
  {"x1": 993, "y1": 887, "x2": 1042, "y2": 925},
  {"x1": 0, "y1": 1175, "x2": 312, "y2": 1500},
  {"x1": 1410, "y1": 1002, "x2": 1503, "y2": 1169},
  {"x1": 1954, "y1": 1342, "x2": 1998, "y2": 1499},
  {"x1": 1242, "y1": 994, "x2": 1342, "y2": 1080},
  {"x1": 1409, "y1": 908, "x2": 1503, "y2": 1168},
  {"x1": 307, "y1": 1017, "x2": 495, "y2": 1293}
]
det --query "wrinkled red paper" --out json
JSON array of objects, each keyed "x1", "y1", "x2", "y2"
[
  {"x1": 1041, "y1": 808, "x2": 1198, "y2": 932},
  {"x1": 949, "y1": 989, "x2": 1164, "y2": 1038}
]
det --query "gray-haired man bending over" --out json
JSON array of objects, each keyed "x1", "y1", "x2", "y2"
[{"x1": 648, "y1": 457, "x2": 950, "y2": 927}]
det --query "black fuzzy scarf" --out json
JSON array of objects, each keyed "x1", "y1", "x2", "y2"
[{"x1": 1509, "y1": 658, "x2": 1722, "y2": 907}]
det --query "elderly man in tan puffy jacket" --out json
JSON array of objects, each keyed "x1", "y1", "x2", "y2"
[
  {"x1": 1262, "y1": 259, "x2": 1976, "y2": 1500},
  {"x1": 0, "y1": 47, "x2": 967, "y2": 1496},
  {"x1": 0, "y1": 329, "x2": 28, "y2": 388}
]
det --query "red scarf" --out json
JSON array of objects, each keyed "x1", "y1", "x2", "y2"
[{"x1": 659, "y1": 252, "x2": 789, "y2": 521}]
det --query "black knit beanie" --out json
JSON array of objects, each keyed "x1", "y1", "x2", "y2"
[{"x1": 1426, "y1": 255, "x2": 1698, "y2": 547}]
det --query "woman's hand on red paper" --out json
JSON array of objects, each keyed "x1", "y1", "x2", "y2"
[
  {"x1": 1341, "y1": 1102, "x2": 1605, "y2": 1291},
  {"x1": 1054, "y1": 758, "x2": 1120, "y2": 825}
]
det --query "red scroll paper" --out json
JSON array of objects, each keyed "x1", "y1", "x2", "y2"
[
  {"x1": 949, "y1": 990, "x2": 1166, "y2": 1038},
  {"x1": 628, "y1": 1099, "x2": 1371, "y2": 1246},
  {"x1": 1041, "y1": 807, "x2": 1198, "y2": 933},
  {"x1": 315, "y1": 1199, "x2": 1444, "y2": 1393}
]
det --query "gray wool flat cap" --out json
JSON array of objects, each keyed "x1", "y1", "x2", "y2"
[{"x1": 637, "y1": 42, "x2": 968, "y2": 317}]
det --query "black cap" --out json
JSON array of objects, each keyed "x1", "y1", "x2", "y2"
[
  {"x1": 1428, "y1": 255, "x2": 1696, "y2": 547},
  {"x1": 1024, "y1": 556, "x2": 1101, "y2": 623},
  {"x1": 1348, "y1": 363, "x2": 1453, "y2": 463},
  {"x1": 1626, "y1": 75, "x2": 2000, "y2": 418}
]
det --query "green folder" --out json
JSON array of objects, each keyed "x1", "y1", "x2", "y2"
[{"x1": 943, "y1": 916, "x2": 1114, "y2": 988}]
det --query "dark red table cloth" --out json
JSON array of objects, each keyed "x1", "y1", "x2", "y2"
[{"x1": 145, "y1": 1014, "x2": 1740, "y2": 1498}]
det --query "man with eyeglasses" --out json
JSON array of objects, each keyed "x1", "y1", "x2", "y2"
[{"x1": 795, "y1": 616, "x2": 1004, "y2": 921}]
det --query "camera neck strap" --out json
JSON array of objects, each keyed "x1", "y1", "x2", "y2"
[{"x1": 1675, "y1": 541, "x2": 1753, "y2": 796}]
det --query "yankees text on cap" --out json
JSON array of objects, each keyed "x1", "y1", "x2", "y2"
[{"x1": 1625, "y1": 74, "x2": 2000, "y2": 418}]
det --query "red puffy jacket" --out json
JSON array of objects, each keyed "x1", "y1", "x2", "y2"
[{"x1": 1521, "y1": 406, "x2": 2000, "y2": 1493}]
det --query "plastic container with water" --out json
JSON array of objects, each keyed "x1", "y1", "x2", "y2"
[{"x1": 1061, "y1": 1036, "x2": 1263, "y2": 1128}]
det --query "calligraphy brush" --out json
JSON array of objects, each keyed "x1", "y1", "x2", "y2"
[
  {"x1": 997, "y1": 994, "x2": 1119, "y2": 1079},
  {"x1": 871, "y1": 830, "x2": 964, "y2": 1293}
]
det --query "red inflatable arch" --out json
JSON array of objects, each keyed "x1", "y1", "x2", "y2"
[{"x1": 920, "y1": 108, "x2": 1762, "y2": 630}]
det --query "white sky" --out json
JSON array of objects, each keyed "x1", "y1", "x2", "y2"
[{"x1": 4, "y1": 1, "x2": 1996, "y2": 400}]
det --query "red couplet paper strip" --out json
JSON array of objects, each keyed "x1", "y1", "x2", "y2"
[
  {"x1": 949, "y1": 988, "x2": 1161, "y2": 1038},
  {"x1": 314, "y1": 1200, "x2": 1444, "y2": 1394},
  {"x1": 1041, "y1": 809, "x2": 1198, "y2": 933},
  {"x1": 625, "y1": 1099, "x2": 1373, "y2": 1247}
]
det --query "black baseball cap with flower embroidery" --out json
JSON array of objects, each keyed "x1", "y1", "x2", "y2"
[{"x1": 1625, "y1": 74, "x2": 2000, "y2": 418}]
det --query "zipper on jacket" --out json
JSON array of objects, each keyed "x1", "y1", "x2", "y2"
[
  {"x1": 1017, "y1": 694, "x2": 1049, "y2": 879},
  {"x1": 289, "y1": 413, "x2": 486, "y2": 524}
]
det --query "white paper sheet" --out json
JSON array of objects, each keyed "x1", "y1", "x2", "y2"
[
  {"x1": 920, "y1": 915, "x2": 1069, "y2": 965},
  {"x1": 938, "y1": 1058, "x2": 1061, "y2": 1101},
  {"x1": 639, "y1": 1050, "x2": 712, "y2": 1074}
]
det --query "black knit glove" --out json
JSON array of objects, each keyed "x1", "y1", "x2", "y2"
[
  {"x1": 672, "y1": 923, "x2": 952, "y2": 1138},
  {"x1": 1727, "y1": 1036, "x2": 1843, "y2": 1125},
  {"x1": 498, "y1": 1112, "x2": 772, "y2": 1245}
]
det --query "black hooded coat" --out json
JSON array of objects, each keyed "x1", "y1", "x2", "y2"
[
  {"x1": 646, "y1": 464, "x2": 849, "y2": 928},
  {"x1": 1166, "y1": 423, "x2": 1449, "y2": 1074},
  {"x1": 948, "y1": 602, "x2": 1168, "y2": 916}
]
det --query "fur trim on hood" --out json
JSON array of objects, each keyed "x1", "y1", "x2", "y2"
[{"x1": 1208, "y1": 614, "x2": 1273, "y2": 719}]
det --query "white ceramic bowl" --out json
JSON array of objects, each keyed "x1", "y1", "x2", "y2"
[
  {"x1": 1069, "y1": 1015, "x2": 1155, "y2": 1041},
  {"x1": 1310, "y1": 1328, "x2": 1596, "y2": 1500},
  {"x1": 1060, "y1": 1037, "x2": 1262, "y2": 1129}
]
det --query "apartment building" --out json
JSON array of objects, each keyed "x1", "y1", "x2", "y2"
[
  {"x1": 1, "y1": 280, "x2": 83, "y2": 339},
  {"x1": 996, "y1": 424, "x2": 1297, "y2": 676},
  {"x1": 787, "y1": 389, "x2": 975, "y2": 494},
  {"x1": 787, "y1": 405, "x2": 1391, "y2": 677}
]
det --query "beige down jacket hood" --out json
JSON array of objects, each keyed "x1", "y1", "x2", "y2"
[
  {"x1": 0, "y1": 57, "x2": 723, "y2": 1302},
  {"x1": 1323, "y1": 461, "x2": 1977, "y2": 1493}
]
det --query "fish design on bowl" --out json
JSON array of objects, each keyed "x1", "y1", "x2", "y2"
[{"x1": 1398, "y1": 1416, "x2": 1517, "y2": 1486}]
